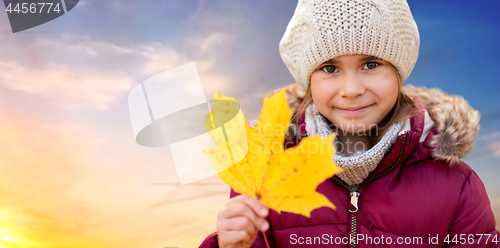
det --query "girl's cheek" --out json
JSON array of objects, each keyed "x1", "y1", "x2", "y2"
[{"x1": 313, "y1": 92, "x2": 334, "y2": 112}]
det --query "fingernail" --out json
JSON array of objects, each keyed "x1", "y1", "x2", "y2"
[
  {"x1": 261, "y1": 221, "x2": 269, "y2": 231},
  {"x1": 259, "y1": 208, "x2": 268, "y2": 216}
]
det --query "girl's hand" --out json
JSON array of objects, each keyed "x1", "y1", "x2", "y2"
[{"x1": 217, "y1": 194, "x2": 270, "y2": 248}]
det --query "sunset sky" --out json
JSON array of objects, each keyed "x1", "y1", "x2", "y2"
[{"x1": 0, "y1": 0, "x2": 499, "y2": 247}]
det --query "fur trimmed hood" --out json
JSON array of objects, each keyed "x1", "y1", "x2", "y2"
[{"x1": 264, "y1": 84, "x2": 480, "y2": 165}]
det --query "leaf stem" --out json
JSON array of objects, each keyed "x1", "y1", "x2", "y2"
[{"x1": 262, "y1": 230, "x2": 270, "y2": 248}]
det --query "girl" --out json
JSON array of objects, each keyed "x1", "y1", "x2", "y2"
[{"x1": 201, "y1": 0, "x2": 499, "y2": 247}]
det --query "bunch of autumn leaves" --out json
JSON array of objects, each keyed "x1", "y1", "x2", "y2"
[{"x1": 203, "y1": 89, "x2": 342, "y2": 218}]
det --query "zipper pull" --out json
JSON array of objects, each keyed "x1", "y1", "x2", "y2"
[{"x1": 349, "y1": 192, "x2": 360, "y2": 213}]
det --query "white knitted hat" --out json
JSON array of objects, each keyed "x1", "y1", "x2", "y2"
[{"x1": 279, "y1": 0, "x2": 420, "y2": 89}]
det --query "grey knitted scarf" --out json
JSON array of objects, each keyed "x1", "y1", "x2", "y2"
[{"x1": 304, "y1": 103, "x2": 404, "y2": 190}]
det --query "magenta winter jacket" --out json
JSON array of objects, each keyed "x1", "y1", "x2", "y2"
[{"x1": 199, "y1": 84, "x2": 499, "y2": 248}]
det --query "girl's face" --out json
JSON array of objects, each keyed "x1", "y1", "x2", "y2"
[{"x1": 310, "y1": 54, "x2": 399, "y2": 134}]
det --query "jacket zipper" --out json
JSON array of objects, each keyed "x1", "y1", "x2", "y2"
[
  {"x1": 331, "y1": 133, "x2": 407, "y2": 248},
  {"x1": 349, "y1": 192, "x2": 360, "y2": 248}
]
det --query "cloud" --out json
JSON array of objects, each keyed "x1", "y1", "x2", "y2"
[
  {"x1": 491, "y1": 142, "x2": 500, "y2": 157},
  {"x1": 0, "y1": 60, "x2": 134, "y2": 110},
  {"x1": 482, "y1": 132, "x2": 500, "y2": 158},
  {"x1": 0, "y1": 31, "x2": 233, "y2": 111},
  {"x1": 194, "y1": 32, "x2": 236, "y2": 55}
]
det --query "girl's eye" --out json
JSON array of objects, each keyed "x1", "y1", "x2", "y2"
[
  {"x1": 364, "y1": 62, "x2": 379, "y2": 70},
  {"x1": 321, "y1": 65, "x2": 338, "y2": 74}
]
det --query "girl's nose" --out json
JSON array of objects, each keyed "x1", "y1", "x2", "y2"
[{"x1": 338, "y1": 72, "x2": 366, "y2": 99}]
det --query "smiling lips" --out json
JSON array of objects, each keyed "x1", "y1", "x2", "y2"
[{"x1": 336, "y1": 104, "x2": 374, "y2": 115}]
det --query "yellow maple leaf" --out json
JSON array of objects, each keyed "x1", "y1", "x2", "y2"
[{"x1": 203, "y1": 88, "x2": 342, "y2": 217}]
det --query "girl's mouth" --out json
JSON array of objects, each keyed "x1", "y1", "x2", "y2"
[{"x1": 336, "y1": 104, "x2": 374, "y2": 115}]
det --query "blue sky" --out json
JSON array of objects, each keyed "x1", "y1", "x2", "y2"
[{"x1": 0, "y1": 0, "x2": 498, "y2": 246}]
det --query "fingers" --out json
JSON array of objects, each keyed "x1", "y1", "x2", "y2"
[
  {"x1": 227, "y1": 195, "x2": 269, "y2": 218},
  {"x1": 217, "y1": 195, "x2": 270, "y2": 248},
  {"x1": 217, "y1": 229, "x2": 252, "y2": 246},
  {"x1": 218, "y1": 216, "x2": 257, "y2": 242},
  {"x1": 221, "y1": 195, "x2": 269, "y2": 231}
]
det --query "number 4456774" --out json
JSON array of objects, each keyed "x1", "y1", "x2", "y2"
[
  {"x1": 444, "y1": 233, "x2": 498, "y2": 245},
  {"x1": 5, "y1": 3, "x2": 61, "y2": 14}
]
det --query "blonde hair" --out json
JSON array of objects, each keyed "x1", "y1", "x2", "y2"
[{"x1": 292, "y1": 64, "x2": 418, "y2": 148}]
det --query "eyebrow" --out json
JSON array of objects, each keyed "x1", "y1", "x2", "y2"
[{"x1": 321, "y1": 56, "x2": 382, "y2": 64}]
